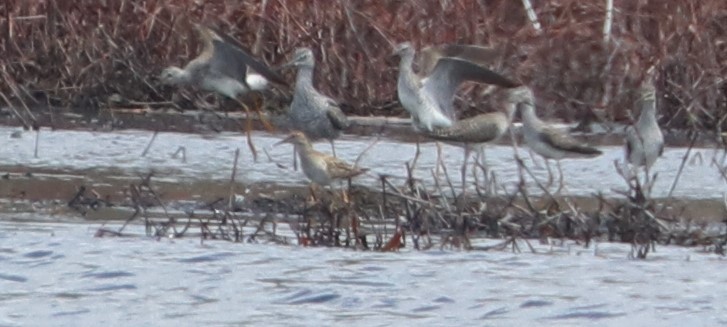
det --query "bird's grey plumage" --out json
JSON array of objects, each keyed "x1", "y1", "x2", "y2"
[
  {"x1": 205, "y1": 26, "x2": 288, "y2": 87},
  {"x1": 421, "y1": 112, "x2": 510, "y2": 145},
  {"x1": 394, "y1": 43, "x2": 452, "y2": 131},
  {"x1": 419, "y1": 44, "x2": 516, "y2": 120},
  {"x1": 423, "y1": 111, "x2": 512, "y2": 192},
  {"x1": 283, "y1": 48, "x2": 349, "y2": 143},
  {"x1": 418, "y1": 44, "x2": 504, "y2": 76},
  {"x1": 393, "y1": 42, "x2": 518, "y2": 132},
  {"x1": 160, "y1": 24, "x2": 287, "y2": 99},
  {"x1": 625, "y1": 83, "x2": 663, "y2": 169},
  {"x1": 511, "y1": 87, "x2": 602, "y2": 160}
]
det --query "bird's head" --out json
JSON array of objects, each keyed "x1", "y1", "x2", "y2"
[
  {"x1": 638, "y1": 66, "x2": 657, "y2": 103},
  {"x1": 392, "y1": 42, "x2": 415, "y2": 58},
  {"x1": 280, "y1": 48, "x2": 315, "y2": 70},
  {"x1": 159, "y1": 67, "x2": 188, "y2": 85},
  {"x1": 503, "y1": 86, "x2": 536, "y2": 120},
  {"x1": 275, "y1": 131, "x2": 309, "y2": 147},
  {"x1": 506, "y1": 86, "x2": 534, "y2": 106}
]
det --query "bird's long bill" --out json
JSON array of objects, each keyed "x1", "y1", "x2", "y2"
[
  {"x1": 384, "y1": 52, "x2": 400, "y2": 65},
  {"x1": 273, "y1": 135, "x2": 295, "y2": 146},
  {"x1": 278, "y1": 59, "x2": 297, "y2": 70}
]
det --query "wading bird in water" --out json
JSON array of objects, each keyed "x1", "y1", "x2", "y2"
[
  {"x1": 276, "y1": 131, "x2": 366, "y2": 186},
  {"x1": 625, "y1": 73, "x2": 663, "y2": 173},
  {"x1": 509, "y1": 86, "x2": 602, "y2": 192},
  {"x1": 279, "y1": 48, "x2": 350, "y2": 157},
  {"x1": 276, "y1": 131, "x2": 367, "y2": 201},
  {"x1": 394, "y1": 42, "x2": 518, "y2": 195},
  {"x1": 392, "y1": 42, "x2": 518, "y2": 132}
]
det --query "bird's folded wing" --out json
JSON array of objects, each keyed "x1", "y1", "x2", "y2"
[{"x1": 540, "y1": 127, "x2": 602, "y2": 156}]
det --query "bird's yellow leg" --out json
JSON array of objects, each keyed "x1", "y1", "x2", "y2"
[
  {"x1": 236, "y1": 99, "x2": 259, "y2": 162},
  {"x1": 308, "y1": 183, "x2": 319, "y2": 204},
  {"x1": 253, "y1": 92, "x2": 276, "y2": 133}
]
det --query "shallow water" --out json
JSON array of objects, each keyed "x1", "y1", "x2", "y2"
[
  {"x1": 1, "y1": 126, "x2": 725, "y2": 199},
  {"x1": 2, "y1": 125, "x2": 726, "y2": 325},
  {"x1": 0, "y1": 220, "x2": 725, "y2": 326}
]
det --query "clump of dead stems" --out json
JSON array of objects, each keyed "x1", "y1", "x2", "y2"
[
  {"x1": 93, "y1": 172, "x2": 291, "y2": 244},
  {"x1": 83, "y1": 151, "x2": 727, "y2": 257}
]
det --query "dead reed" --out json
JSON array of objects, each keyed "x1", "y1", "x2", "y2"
[{"x1": 84, "y1": 152, "x2": 727, "y2": 258}]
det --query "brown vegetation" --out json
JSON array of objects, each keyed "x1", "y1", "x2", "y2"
[
  {"x1": 1, "y1": 0, "x2": 726, "y2": 131},
  {"x1": 79, "y1": 149, "x2": 726, "y2": 257}
]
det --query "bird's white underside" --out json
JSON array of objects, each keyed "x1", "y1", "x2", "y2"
[
  {"x1": 201, "y1": 74, "x2": 268, "y2": 99},
  {"x1": 245, "y1": 74, "x2": 269, "y2": 91}
]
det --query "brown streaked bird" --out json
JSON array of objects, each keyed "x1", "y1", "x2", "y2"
[
  {"x1": 421, "y1": 108, "x2": 514, "y2": 193},
  {"x1": 160, "y1": 24, "x2": 288, "y2": 159},
  {"x1": 393, "y1": 42, "x2": 518, "y2": 131},
  {"x1": 276, "y1": 131, "x2": 367, "y2": 186},
  {"x1": 509, "y1": 86, "x2": 602, "y2": 189}
]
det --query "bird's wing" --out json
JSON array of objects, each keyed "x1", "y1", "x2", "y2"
[
  {"x1": 315, "y1": 94, "x2": 349, "y2": 131},
  {"x1": 185, "y1": 24, "x2": 216, "y2": 71},
  {"x1": 419, "y1": 44, "x2": 503, "y2": 75},
  {"x1": 326, "y1": 159, "x2": 367, "y2": 180},
  {"x1": 201, "y1": 25, "x2": 288, "y2": 87},
  {"x1": 624, "y1": 126, "x2": 636, "y2": 160},
  {"x1": 422, "y1": 58, "x2": 518, "y2": 119},
  {"x1": 540, "y1": 127, "x2": 602, "y2": 156},
  {"x1": 326, "y1": 104, "x2": 350, "y2": 131}
]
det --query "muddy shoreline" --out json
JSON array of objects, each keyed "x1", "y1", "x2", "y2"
[
  {"x1": 1, "y1": 165, "x2": 724, "y2": 225},
  {"x1": 1, "y1": 106, "x2": 721, "y2": 147}
]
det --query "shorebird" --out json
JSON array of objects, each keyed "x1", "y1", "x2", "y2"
[
  {"x1": 276, "y1": 131, "x2": 367, "y2": 186},
  {"x1": 421, "y1": 108, "x2": 514, "y2": 194},
  {"x1": 509, "y1": 86, "x2": 602, "y2": 190},
  {"x1": 625, "y1": 81, "x2": 663, "y2": 171},
  {"x1": 392, "y1": 42, "x2": 518, "y2": 132},
  {"x1": 280, "y1": 48, "x2": 349, "y2": 157},
  {"x1": 160, "y1": 24, "x2": 287, "y2": 100},
  {"x1": 160, "y1": 24, "x2": 287, "y2": 159}
]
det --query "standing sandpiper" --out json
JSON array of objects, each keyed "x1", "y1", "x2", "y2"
[
  {"x1": 280, "y1": 48, "x2": 349, "y2": 157},
  {"x1": 625, "y1": 79, "x2": 663, "y2": 172},
  {"x1": 509, "y1": 86, "x2": 602, "y2": 190},
  {"x1": 276, "y1": 131, "x2": 367, "y2": 187},
  {"x1": 421, "y1": 108, "x2": 514, "y2": 194},
  {"x1": 392, "y1": 42, "x2": 518, "y2": 132}
]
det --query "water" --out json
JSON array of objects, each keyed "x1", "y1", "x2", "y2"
[
  {"x1": 2, "y1": 127, "x2": 727, "y2": 325},
  {"x1": 0, "y1": 221, "x2": 725, "y2": 326},
  {"x1": 1, "y1": 127, "x2": 725, "y2": 199}
]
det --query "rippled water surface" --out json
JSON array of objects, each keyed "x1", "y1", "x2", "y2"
[
  {"x1": 1, "y1": 127, "x2": 725, "y2": 198},
  {"x1": 2, "y1": 126, "x2": 727, "y2": 325},
  {"x1": 1, "y1": 221, "x2": 725, "y2": 326}
]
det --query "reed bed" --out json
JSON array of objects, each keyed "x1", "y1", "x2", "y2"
[
  {"x1": 1, "y1": 0, "x2": 726, "y2": 131},
  {"x1": 85, "y1": 151, "x2": 727, "y2": 258}
]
